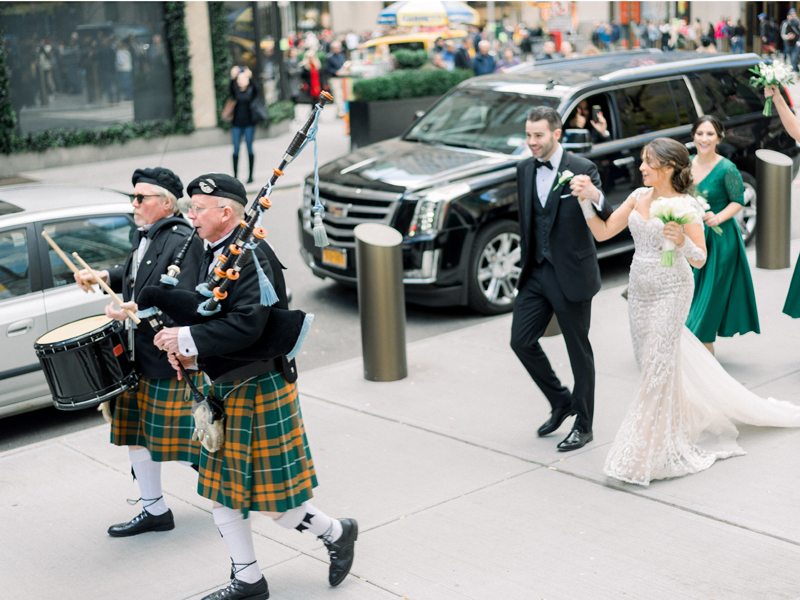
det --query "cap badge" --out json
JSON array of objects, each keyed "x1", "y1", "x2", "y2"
[{"x1": 199, "y1": 179, "x2": 216, "y2": 194}]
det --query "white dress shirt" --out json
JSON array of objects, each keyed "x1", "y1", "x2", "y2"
[{"x1": 535, "y1": 144, "x2": 605, "y2": 210}]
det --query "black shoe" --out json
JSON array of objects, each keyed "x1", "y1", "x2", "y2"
[
  {"x1": 557, "y1": 428, "x2": 594, "y2": 452},
  {"x1": 108, "y1": 508, "x2": 174, "y2": 537},
  {"x1": 538, "y1": 406, "x2": 575, "y2": 437},
  {"x1": 322, "y1": 518, "x2": 358, "y2": 587},
  {"x1": 202, "y1": 576, "x2": 269, "y2": 600}
]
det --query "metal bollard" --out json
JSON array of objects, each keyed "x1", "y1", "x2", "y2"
[
  {"x1": 354, "y1": 223, "x2": 407, "y2": 381},
  {"x1": 755, "y1": 149, "x2": 793, "y2": 269}
]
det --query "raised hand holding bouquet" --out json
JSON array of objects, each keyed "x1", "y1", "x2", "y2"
[
  {"x1": 650, "y1": 196, "x2": 705, "y2": 266},
  {"x1": 750, "y1": 61, "x2": 795, "y2": 116}
]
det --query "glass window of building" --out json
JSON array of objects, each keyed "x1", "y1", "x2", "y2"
[{"x1": 0, "y1": 2, "x2": 173, "y2": 137}]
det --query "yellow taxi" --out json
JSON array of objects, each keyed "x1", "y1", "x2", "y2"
[{"x1": 361, "y1": 30, "x2": 467, "y2": 55}]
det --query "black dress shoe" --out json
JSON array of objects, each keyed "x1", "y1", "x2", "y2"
[
  {"x1": 557, "y1": 428, "x2": 594, "y2": 452},
  {"x1": 322, "y1": 518, "x2": 358, "y2": 586},
  {"x1": 107, "y1": 509, "x2": 174, "y2": 537},
  {"x1": 202, "y1": 576, "x2": 269, "y2": 600},
  {"x1": 538, "y1": 406, "x2": 575, "y2": 437}
]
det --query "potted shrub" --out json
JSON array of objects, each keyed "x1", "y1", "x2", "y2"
[{"x1": 349, "y1": 68, "x2": 472, "y2": 149}]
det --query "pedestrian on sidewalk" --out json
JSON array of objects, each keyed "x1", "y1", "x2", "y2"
[
  {"x1": 511, "y1": 106, "x2": 612, "y2": 452},
  {"x1": 229, "y1": 66, "x2": 261, "y2": 184},
  {"x1": 323, "y1": 40, "x2": 348, "y2": 118},
  {"x1": 574, "y1": 137, "x2": 800, "y2": 487},
  {"x1": 154, "y1": 174, "x2": 358, "y2": 600},
  {"x1": 781, "y1": 9, "x2": 800, "y2": 72},
  {"x1": 763, "y1": 84, "x2": 800, "y2": 318},
  {"x1": 686, "y1": 116, "x2": 759, "y2": 355},
  {"x1": 73, "y1": 167, "x2": 204, "y2": 537}
]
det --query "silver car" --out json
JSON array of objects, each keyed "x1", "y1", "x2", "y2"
[{"x1": 0, "y1": 185, "x2": 134, "y2": 418}]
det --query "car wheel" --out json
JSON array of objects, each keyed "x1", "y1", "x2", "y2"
[
  {"x1": 735, "y1": 172, "x2": 757, "y2": 245},
  {"x1": 467, "y1": 219, "x2": 521, "y2": 315}
]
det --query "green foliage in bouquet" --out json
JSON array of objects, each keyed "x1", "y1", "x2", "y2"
[
  {"x1": 392, "y1": 49, "x2": 429, "y2": 70},
  {"x1": 353, "y1": 68, "x2": 472, "y2": 102}
]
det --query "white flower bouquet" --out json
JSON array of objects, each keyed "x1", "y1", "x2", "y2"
[
  {"x1": 650, "y1": 196, "x2": 704, "y2": 267},
  {"x1": 749, "y1": 61, "x2": 795, "y2": 116},
  {"x1": 695, "y1": 196, "x2": 723, "y2": 236}
]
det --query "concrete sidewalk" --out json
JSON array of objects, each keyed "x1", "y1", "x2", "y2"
[{"x1": 2, "y1": 240, "x2": 799, "y2": 600}]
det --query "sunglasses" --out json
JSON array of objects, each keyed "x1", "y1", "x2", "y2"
[{"x1": 130, "y1": 194, "x2": 164, "y2": 204}]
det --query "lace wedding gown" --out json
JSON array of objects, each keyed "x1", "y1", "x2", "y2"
[{"x1": 603, "y1": 189, "x2": 800, "y2": 486}]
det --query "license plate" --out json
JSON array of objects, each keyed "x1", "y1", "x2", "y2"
[{"x1": 322, "y1": 247, "x2": 347, "y2": 269}]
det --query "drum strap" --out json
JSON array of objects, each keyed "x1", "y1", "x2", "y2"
[{"x1": 126, "y1": 236, "x2": 148, "y2": 362}]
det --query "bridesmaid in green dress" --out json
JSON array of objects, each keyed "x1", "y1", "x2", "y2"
[
  {"x1": 686, "y1": 116, "x2": 760, "y2": 354},
  {"x1": 764, "y1": 85, "x2": 800, "y2": 318}
]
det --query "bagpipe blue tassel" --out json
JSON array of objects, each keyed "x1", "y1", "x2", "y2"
[
  {"x1": 159, "y1": 274, "x2": 179, "y2": 286},
  {"x1": 198, "y1": 299, "x2": 221, "y2": 317},
  {"x1": 287, "y1": 313, "x2": 314, "y2": 360},
  {"x1": 196, "y1": 283, "x2": 213, "y2": 298},
  {"x1": 254, "y1": 254, "x2": 279, "y2": 307},
  {"x1": 135, "y1": 306, "x2": 159, "y2": 319},
  {"x1": 312, "y1": 206, "x2": 328, "y2": 247}
]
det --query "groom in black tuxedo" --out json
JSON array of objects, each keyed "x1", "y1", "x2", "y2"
[{"x1": 511, "y1": 106, "x2": 613, "y2": 451}]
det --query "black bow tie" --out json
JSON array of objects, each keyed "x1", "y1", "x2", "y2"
[
  {"x1": 132, "y1": 228, "x2": 149, "y2": 247},
  {"x1": 533, "y1": 159, "x2": 553, "y2": 170},
  {"x1": 199, "y1": 243, "x2": 223, "y2": 278}
]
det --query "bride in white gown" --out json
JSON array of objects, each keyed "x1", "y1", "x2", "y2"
[{"x1": 571, "y1": 138, "x2": 800, "y2": 486}]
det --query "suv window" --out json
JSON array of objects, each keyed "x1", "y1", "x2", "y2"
[
  {"x1": 691, "y1": 69, "x2": 765, "y2": 118},
  {"x1": 43, "y1": 216, "x2": 134, "y2": 288},
  {"x1": 615, "y1": 81, "x2": 681, "y2": 137},
  {"x1": 0, "y1": 228, "x2": 31, "y2": 299},
  {"x1": 669, "y1": 79, "x2": 698, "y2": 125}
]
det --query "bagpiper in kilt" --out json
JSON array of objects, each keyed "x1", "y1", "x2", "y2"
[
  {"x1": 155, "y1": 174, "x2": 357, "y2": 600},
  {"x1": 75, "y1": 167, "x2": 203, "y2": 538}
]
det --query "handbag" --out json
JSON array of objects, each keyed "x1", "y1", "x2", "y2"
[
  {"x1": 249, "y1": 97, "x2": 269, "y2": 124},
  {"x1": 221, "y1": 98, "x2": 235, "y2": 122}
]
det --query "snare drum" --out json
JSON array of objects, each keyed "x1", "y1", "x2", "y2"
[{"x1": 34, "y1": 315, "x2": 138, "y2": 411}]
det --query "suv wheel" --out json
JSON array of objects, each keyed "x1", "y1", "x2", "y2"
[
  {"x1": 467, "y1": 219, "x2": 521, "y2": 315},
  {"x1": 735, "y1": 172, "x2": 757, "y2": 245}
]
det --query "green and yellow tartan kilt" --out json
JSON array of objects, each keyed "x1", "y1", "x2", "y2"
[
  {"x1": 197, "y1": 370, "x2": 318, "y2": 517},
  {"x1": 110, "y1": 375, "x2": 201, "y2": 464}
]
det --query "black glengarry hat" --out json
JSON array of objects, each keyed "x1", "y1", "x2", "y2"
[
  {"x1": 132, "y1": 167, "x2": 184, "y2": 199},
  {"x1": 187, "y1": 173, "x2": 248, "y2": 206}
]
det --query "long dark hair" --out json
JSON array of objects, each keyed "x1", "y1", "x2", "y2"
[
  {"x1": 642, "y1": 138, "x2": 693, "y2": 193},
  {"x1": 691, "y1": 115, "x2": 725, "y2": 139}
]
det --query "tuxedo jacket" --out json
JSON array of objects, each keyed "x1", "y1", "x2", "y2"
[
  {"x1": 516, "y1": 152, "x2": 613, "y2": 303},
  {"x1": 107, "y1": 215, "x2": 201, "y2": 378}
]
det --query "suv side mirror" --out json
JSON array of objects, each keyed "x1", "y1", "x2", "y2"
[{"x1": 562, "y1": 129, "x2": 592, "y2": 153}]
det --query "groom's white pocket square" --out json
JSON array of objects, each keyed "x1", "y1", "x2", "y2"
[{"x1": 560, "y1": 193, "x2": 572, "y2": 198}]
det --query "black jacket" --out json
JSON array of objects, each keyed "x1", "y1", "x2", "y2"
[
  {"x1": 107, "y1": 214, "x2": 201, "y2": 378},
  {"x1": 187, "y1": 230, "x2": 292, "y2": 382},
  {"x1": 229, "y1": 79, "x2": 260, "y2": 127},
  {"x1": 516, "y1": 151, "x2": 613, "y2": 302}
]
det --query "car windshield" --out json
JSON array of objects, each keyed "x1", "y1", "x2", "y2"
[{"x1": 405, "y1": 89, "x2": 558, "y2": 154}]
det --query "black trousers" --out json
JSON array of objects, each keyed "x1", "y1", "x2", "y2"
[{"x1": 510, "y1": 260, "x2": 595, "y2": 433}]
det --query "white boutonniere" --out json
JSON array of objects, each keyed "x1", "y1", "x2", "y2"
[{"x1": 555, "y1": 170, "x2": 575, "y2": 191}]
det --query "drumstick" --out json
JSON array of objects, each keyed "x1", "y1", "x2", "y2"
[
  {"x1": 41, "y1": 231, "x2": 95, "y2": 293},
  {"x1": 71, "y1": 252, "x2": 141, "y2": 325}
]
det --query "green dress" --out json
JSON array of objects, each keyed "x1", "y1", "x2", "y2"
[
  {"x1": 783, "y1": 258, "x2": 800, "y2": 318},
  {"x1": 686, "y1": 157, "x2": 760, "y2": 343}
]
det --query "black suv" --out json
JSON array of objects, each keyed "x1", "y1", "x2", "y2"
[{"x1": 298, "y1": 51, "x2": 800, "y2": 314}]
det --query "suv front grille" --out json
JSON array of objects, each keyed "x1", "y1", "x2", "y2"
[{"x1": 305, "y1": 182, "x2": 403, "y2": 247}]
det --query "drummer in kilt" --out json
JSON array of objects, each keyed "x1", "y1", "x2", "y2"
[
  {"x1": 75, "y1": 167, "x2": 203, "y2": 536},
  {"x1": 154, "y1": 174, "x2": 357, "y2": 600}
]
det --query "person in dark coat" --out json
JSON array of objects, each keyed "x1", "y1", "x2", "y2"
[
  {"x1": 511, "y1": 106, "x2": 613, "y2": 453},
  {"x1": 154, "y1": 174, "x2": 359, "y2": 600},
  {"x1": 74, "y1": 167, "x2": 203, "y2": 538},
  {"x1": 229, "y1": 67, "x2": 261, "y2": 183},
  {"x1": 473, "y1": 40, "x2": 496, "y2": 76},
  {"x1": 454, "y1": 37, "x2": 473, "y2": 71}
]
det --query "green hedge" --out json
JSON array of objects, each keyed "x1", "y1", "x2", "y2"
[
  {"x1": 0, "y1": 28, "x2": 16, "y2": 153},
  {"x1": 353, "y1": 69, "x2": 472, "y2": 102},
  {"x1": 392, "y1": 49, "x2": 429, "y2": 70},
  {"x1": 2, "y1": 1, "x2": 194, "y2": 154}
]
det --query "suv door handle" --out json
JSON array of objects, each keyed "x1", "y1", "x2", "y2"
[
  {"x1": 613, "y1": 157, "x2": 635, "y2": 167},
  {"x1": 685, "y1": 141, "x2": 696, "y2": 149},
  {"x1": 7, "y1": 319, "x2": 34, "y2": 337}
]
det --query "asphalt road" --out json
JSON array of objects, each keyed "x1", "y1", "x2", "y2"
[{"x1": 0, "y1": 186, "x2": 637, "y2": 452}]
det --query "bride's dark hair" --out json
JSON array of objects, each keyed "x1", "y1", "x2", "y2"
[{"x1": 642, "y1": 138, "x2": 693, "y2": 193}]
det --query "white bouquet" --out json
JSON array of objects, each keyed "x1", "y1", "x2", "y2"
[
  {"x1": 650, "y1": 196, "x2": 704, "y2": 267},
  {"x1": 695, "y1": 195, "x2": 723, "y2": 236},
  {"x1": 749, "y1": 61, "x2": 795, "y2": 116}
]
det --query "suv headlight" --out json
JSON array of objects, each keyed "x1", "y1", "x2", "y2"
[{"x1": 407, "y1": 182, "x2": 470, "y2": 238}]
